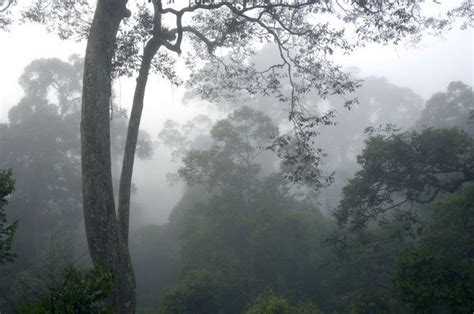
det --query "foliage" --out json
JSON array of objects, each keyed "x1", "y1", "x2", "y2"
[
  {"x1": 0, "y1": 0, "x2": 15, "y2": 30},
  {"x1": 327, "y1": 85, "x2": 474, "y2": 311},
  {"x1": 343, "y1": 290, "x2": 390, "y2": 314},
  {"x1": 2, "y1": 1, "x2": 472, "y2": 311},
  {"x1": 0, "y1": 56, "x2": 153, "y2": 311},
  {"x1": 158, "y1": 115, "x2": 213, "y2": 162},
  {"x1": 159, "y1": 271, "x2": 220, "y2": 314},
  {"x1": 177, "y1": 106, "x2": 333, "y2": 193},
  {"x1": 417, "y1": 81, "x2": 473, "y2": 135},
  {"x1": 291, "y1": 300, "x2": 323, "y2": 314},
  {"x1": 178, "y1": 106, "x2": 279, "y2": 191},
  {"x1": 245, "y1": 292, "x2": 290, "y2": 314},
  {"x1": 335, "y1": 126, "x2": 474, "y2": 232},
  {"x1": 314, "y1": 75, "x2": 424, "y2": 210},
  {"x1": 17, "y1": 266, "x2": 114, "y2": 314},
  {"x1": 165, "y1": 108, "x2": 332, "y2": 313},
  {"x1": 0, "y1": 57, "x2": 152, "y2": 264},
  {"x1": 393, "y1": 183, "x2": 474, "y2": 313},
  {"x1": 327, "y1": 178, "x2": 474, "y2": 313},
  {"x1": 245, "y1": 292, "x2": 322, "y2": 314},
  {"x1": 0, "y1": 58, "x2": 84, "y2": 260},
  {"x1": 0, "y1": 168, "x2": 17, "y2": 264},
  {"x1": 428, "y1": 182, "x2": 474, "y2": 261},
  {"x1": 14, "y1": 0, "x2": 470, "y2": 187},
  {"x1": 323, "y1": 220, "x2": 408, "y2": 312},
  {"x1": 394, "y1": 248, "x2": 473, "y2": 313}
]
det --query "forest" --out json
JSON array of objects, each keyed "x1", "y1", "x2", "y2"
[{"x1": 0, "y1": 1, "x2": 473, "y2": 313}]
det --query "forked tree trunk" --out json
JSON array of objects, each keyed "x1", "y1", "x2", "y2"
[{"x1": 81, "y1": 0, "x2": 135, "y2": 312}]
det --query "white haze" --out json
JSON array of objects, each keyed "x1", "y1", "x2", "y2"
[{"x1": 0, "y1": 19, "x2": 472, "y2": 225}]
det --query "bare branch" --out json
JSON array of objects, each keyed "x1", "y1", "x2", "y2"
[{"x1": 0, "y1": 0, "x2": 14, "y2": 13}]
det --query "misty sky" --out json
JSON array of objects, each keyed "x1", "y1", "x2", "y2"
[
  {"x1": 1, "y1": 22, "x2": 472, "y2": 127},
  {"x1": 0, "y1": 18, "x2": 472, "y2": 224}
]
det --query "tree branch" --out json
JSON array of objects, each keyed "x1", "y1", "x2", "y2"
[
  {"x1": 0, "y1": 0, "x2": 14, "y2": 13},
  {"x1": 117, "y1": 0, "x2": 162, "y2": 244}
]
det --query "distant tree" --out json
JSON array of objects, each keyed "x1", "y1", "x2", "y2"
[
  {"x1": 6, "y1": 0, "x2": 471, "y2": 310},
  {"x1": 166, "y1": 108, "x2": 332, "y2": 313},
  {"x1": 158, "y1": 115, "x2": 213, "y2": 162},
  {"x1": 315, "y1": 75, "x2": 423, "y2": 212},
  {"x1": 178, "y1": 106, "x2": 332, "y2": 193},
  {"x1": 319, "y1": 76, "x2": 423, "y2": 165},
  {"x1": 0, "y1": 169, "x2": 16, "y2": 264},
  {"x1": 0, "y1": 57, "x2": 152, "y2": 265},
  {"x1": 179, "y1": 106, "x2": 279, "y2": 193},
  {"x1": 177, "y1": 191, "x2": 329, "y2": 312},
  {"x1": 417, "y1": 81, "x2": 473, "y2": 134},
  {"x1": 334, "y1": 127, "x2": 473, "y2": 232},
  {"x1": 333, "y1": 82, "x2": 474, "y2": 232},
  {"x1": 326, "y1": 124, "x2": 473, "y2": 312},
  {"x1": 0, "y1": 57, "x2": 84, "y2": 263}
]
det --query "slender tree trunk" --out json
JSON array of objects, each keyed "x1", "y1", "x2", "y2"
[
  {"x1": 118, "y1": 38, "x2": 161, "y2": 244},
  {"x1": 81, "y1": 0, "x2": 135, "y2": 312}
]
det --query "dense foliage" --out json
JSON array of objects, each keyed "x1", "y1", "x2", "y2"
[
  {"x1": 17, "y1": 266, "x2": 114, "y2": 314},
  {"x1": 335, "y1": 126, "x2": 473, "y2": 232},
  {"x1": 157, "y1": 82, "x2": 473, "y2": 313},
  {"x1": 393, "y1": 183, "x2": 474, "y2": 313},
  {"x1": 0, "y1": 169, "x2": 16, "y2": 264},
  {"x1": 0, "y1": 57, "x2": 153, "y2": 264},
  {"x1": 1, "y1": 49, "x2": 473, "y2": 312},
  {"x1": 0, "y1": 57, "x2": 152, "y2": 311},
  {"x1": 326, "y1": 84, "x2": 474, "y2": 312},
  {"x1": 156, "y1": 107, "x2": 334, "y2": 312},
  {"x1": 4, "y1": 1, "x2": 471, "y2": 311}
]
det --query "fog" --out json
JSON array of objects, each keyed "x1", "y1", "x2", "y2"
[
  {"x1": 1, "y1": 23, "x2": 471, "y2": 225},
  {"x1": 0, "y1": 1, "x2": 473, "y2": 313}
]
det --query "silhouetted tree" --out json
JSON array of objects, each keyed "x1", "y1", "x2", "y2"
[{"x1": 417, "y1": 81, "x2": 473, "y2": 134}]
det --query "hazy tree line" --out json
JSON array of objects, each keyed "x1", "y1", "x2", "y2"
[
  {"x1": 0, "y1": 0, "x2": 473, "y2": 313},
  {"x1": 0, "y1": 53, "x2": 472, "y2": 312},
  {"x1": 0, "y1": 57, "x2": 153, "y2": 311}
]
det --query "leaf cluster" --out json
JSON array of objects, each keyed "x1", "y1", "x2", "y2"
[
  {"x1": 335, "y1": 127, "x2": 474, "y2": 231},
  {"x1": 0, "y1": 168, "x2": 17, "y2": 264},
  {"x1": 17, "y1": 266, "x2": 114, "y2": 314}
]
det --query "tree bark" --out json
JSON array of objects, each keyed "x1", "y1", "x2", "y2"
[
  {"x1": 118, "y1": 38, "x2": 161, "y2": 244},
  {"x1": 81, "y1": 0, "x2": 135, "y2": 312}
]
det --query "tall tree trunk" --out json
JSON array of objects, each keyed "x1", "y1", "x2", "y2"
[
  {"x1": 81, "y1": 0, "x2": 135, "y2": 312},
  {"x1": 118, "y1": 38, "x2": 161, "y2": 244},
  {"x1": 118, "y1": 0, "x2": 163, "y2": 244}
]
